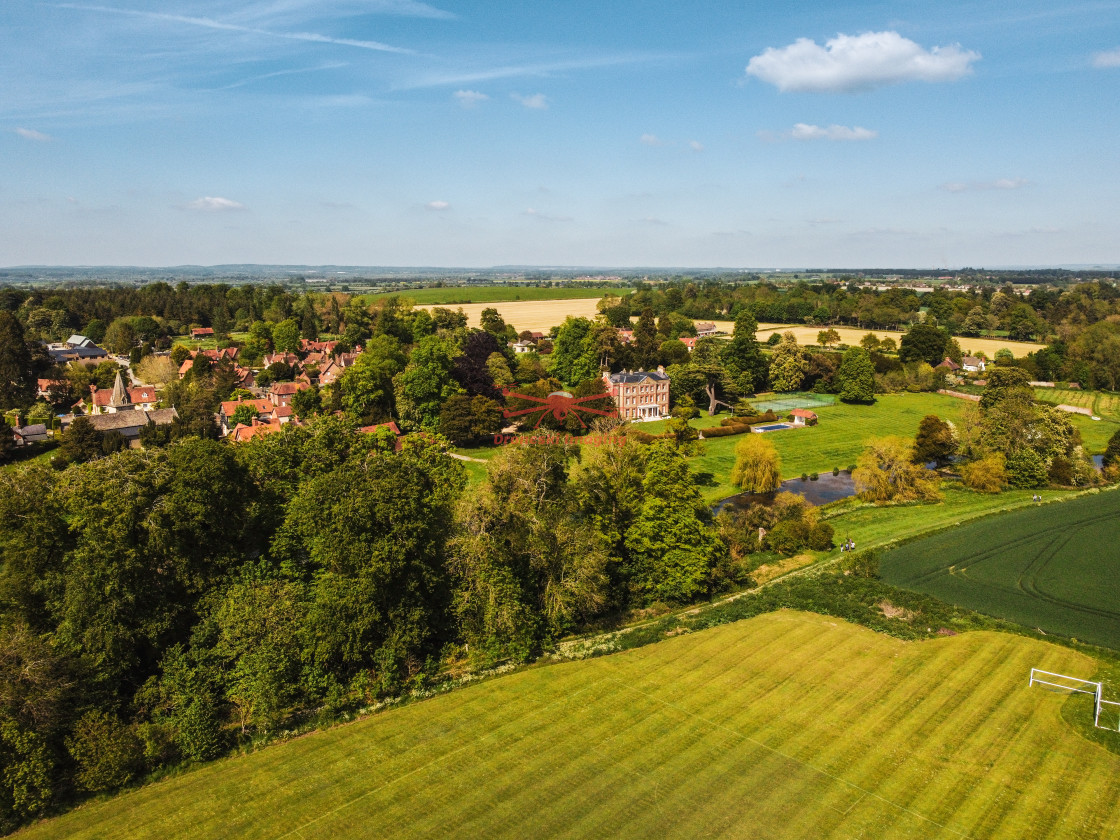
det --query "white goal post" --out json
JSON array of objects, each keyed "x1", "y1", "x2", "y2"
[{"x1": 1029, "y1": 668, "x2": 1120, "y2": 731}]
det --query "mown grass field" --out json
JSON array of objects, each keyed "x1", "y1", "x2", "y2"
[
  {"x1": 1035, "y1": 387, "x2": 1120, "y2": 422},
  {"x1": 879, "y1": 488, "x2": 1120, "y2": 649},
  {"x1": 364, "y1": 286, "x2": 629, "y2": 306},
  {"x1": 21, "y1": 612, "x2": 1120, "y2": 840}
]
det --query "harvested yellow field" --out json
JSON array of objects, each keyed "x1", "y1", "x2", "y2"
[
  {"x1": 421, "y1": 298, "x2": 603, "y2": 333},
  {"x1": 756, "y1": 323, "x2": 1044, "y2": 359}
]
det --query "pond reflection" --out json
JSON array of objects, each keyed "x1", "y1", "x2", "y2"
[{"x1": 716, "y1": 470, "x2": 856, "y2": 513}]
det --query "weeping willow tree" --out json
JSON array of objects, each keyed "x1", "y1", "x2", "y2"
[
  {"x1": 853, "y1": 436, "x2": 941, "y2": 504},
  {"x1": 730, "y1": 434, "x2": 782, "y2": 494}
]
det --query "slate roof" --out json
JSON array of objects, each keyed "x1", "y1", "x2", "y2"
[{"x1": 607, "y1": 370, "x2": 669, "y2": 384}]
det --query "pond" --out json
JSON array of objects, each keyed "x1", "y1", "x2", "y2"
[{"x1": 715, "y1": 470, "x2": 856, "y2": 514}]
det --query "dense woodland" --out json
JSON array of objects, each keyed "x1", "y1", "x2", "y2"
[{"x1": 1, "y1": 277, "x2": 1120, "y2": 829}]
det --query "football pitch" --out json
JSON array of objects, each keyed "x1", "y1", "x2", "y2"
[
  {"x1": 21, "y1": 612, "x2": 1120, "y2": 839},
  {"x1": 880, "y1": 489, "x2": 1120, "y2": 649}
]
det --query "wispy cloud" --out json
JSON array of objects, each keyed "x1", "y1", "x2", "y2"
[
  {"x1": 15, "y1": 127, "x2": 53, "y2": 142},
  {"x1": 790, "y1": 123, "x2": 877, "y2": 141},
  {"x1": 640, "y1": 133, "x2": 663, "y2": 146},
  {"x1": 453, "y1": 90, "x2": 488, "y2": 108},
  {"x1": 399, "y1": 53, "x2": 663, "y2": 89},
  {"x1": 1092, "y1": 47, "x2": 1120, "y2": 68},
  {"x1": 746, "y1": 31, "x2": 979, "y2": 93},
  {"x1": 940, "y1": 178, "x2": 1029, "y2": 192},
  {"x1": 511, "y1": 92, "x2": 548, "y2": 110},
  {"x1": 689, "y1": 140, "x2": 704, "y2": 152},
  {"x1": 524, "y1": 208, "x2": 572, "y2": 222},
  {"x1": 53, "y1": 3, "x2": 414, "y2": 54},
  {"x1": 217, "y1": 62, "x2": 347, "y2": 90},
  {"x1": 185, "y1": 196, "x2": 247, "y2": 211},
  {"x1": 229, "y1": 0, "x2": 455, "y2": 23},
  {"x1": 426, "y1": 200, "x2": 450, "y2": 210}
]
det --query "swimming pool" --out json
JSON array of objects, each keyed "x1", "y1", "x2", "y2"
[{"x1": 753, "y1": 423, "x2": 795, "y2": 432}]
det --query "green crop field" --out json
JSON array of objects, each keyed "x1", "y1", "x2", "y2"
[
  {"x1": 20, "y1": 612, "x2": 1120, "y2": 839},
  {"x1": 1034, "y1": 387, "x2": 1120, "y2": 423},
  {"x1": 880, "y1": 489, "x2": 1120, "y2": 649},
  {"x1": 361, "y1": 286, "x2": 628, "y2": 306}
]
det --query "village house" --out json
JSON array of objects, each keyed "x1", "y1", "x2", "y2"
[
  {"x1": 62, "y1": 407, "x2": 179, "y2": 447},
  {"x1": 11, "y1": 424, "x2": 50, "y2": 446},
  {"x1": 228, "y1": 418, "x2": 285, "y2": 442},
  {"x1": 936, "y1": 357, "x2": 961, "y2": 372},
  {"x1": 962, "y1": 356, "x2": 987, "y2": 373},
  {"x1": 616, "y1": 328, "x2": 634, "y2": 345},
  {"x1": 36, "y1": 379, "x2": 67, "y2": 401},
  {"x1": 603, "y1": 367, "x2": 670, "y2": 421},
  {"x1": 509, "y1": 339, "x2": 536, "y2": 354},
  {"x1": 218, "y1": 397, "x2": 276, "y2": 436},
  {"x1": 359, "y1": 420, "x2": 404, "y2": 451},
  {"x1": 190, "y1": 327, "x2": 215, "y2": 340},
  {"x1": 680, "y1": 337, "x2": 698, "y2": 352},
  {"x1": 46, "y1": 335, "x2": 108, "y2": 364},
  {"x1": 695, "y1": 322, "x2": 718, "y2": 337},
  {"x1": 269, "y1": 381, "x2": 310, "y2": 407},
  {"x1": 87, "y1": 372, "x2": 159, "y2": 415}
]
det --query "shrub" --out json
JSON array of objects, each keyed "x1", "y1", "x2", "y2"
[
  {"x1": 702, "y1": 425, "x2": 750, "y2": 438},
  {"x1": 809, "y1": 472, "x2": 819, "y2": 481},
  {"x1": 832, "y1": 467, "x2": 840, "y2": 476},
  {"x1": 960, "y1": 453, "x2": 1006, "y2": 493},
  {"x1": 808, "y1": 521, "x2": 834, "y2": 551},
  {"x1": 66, "y1": 711, "x2": 142, "y2": 793},
  {"x1": 800, "y1": 473, "x2": 808, "y2": 481},
  {"x1": 766, "y1": 519, "x2": 810, "y2": 555}
]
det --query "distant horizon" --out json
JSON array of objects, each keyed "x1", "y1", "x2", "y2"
[{"x1": 3, "y1": 263, "x2": 1120, "y2": 274}]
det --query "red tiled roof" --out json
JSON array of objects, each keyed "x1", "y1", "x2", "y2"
[
  {"x1": 129, "y1": 386, "x2": 158, "y2": 403},
  {"x1": 359, "y1": 420, "x2": 401, "y2": 435},
  {"x1": 229, "y1": 418, "x2": 284, "y2": 442},
  {"x1": 270, "y1": 381, "x2": 309, "y2": 396},
  {"x1": 191, "y1": 327, "x2": 214, "y2": 337},
  {"x1": 791, "y1": 408, "x2": 817, "y2": 419},
  {"x1": 220, "y1": 397, "x2": 273, "y2": 418}
]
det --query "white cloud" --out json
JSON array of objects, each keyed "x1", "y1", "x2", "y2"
[
  {"x1": 453, "y1": 90, "x2": 488, "y2": 108},
  {"x1": 689, "y1": 140, "x2": 704, "y2": 152},
  {"x1": 426, "y1": 200, "x2": 450, "y2": 210},
  {"x1": 511, "y1": 92, "x2": 548, "y2": 110},
  {"x1": 745, "y1": 31, "x2": 980, "y2": 93},
  {"x1": 640, "y1": 133, "x2": 663, "y2": 146},
  {"x1": 940, "y1": 178, "x2": 1028, "y2": 193},
  {"x1": 790, "y1": 123, "x2": 877, "y2": 141},
  {"x1": 1092, "y1": 47, "x2": 1120, "y2": 68},
  {"x1": 185, "y1": 196, "x2": 247, "y2": 211},
  {"x1": 15, "y1": 127, "x2": 52, "y2": 142}
]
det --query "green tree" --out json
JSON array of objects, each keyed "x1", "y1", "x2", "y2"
[
  {"x1": 549, "y1": 317, "x2": 598, "y2": 384},
  {"x1": 817, "y1": 328, "x2": 841, "y2": 347},
  {"x1": 392, "y1": 335, "x2": 462, "y2": 432},
  {"x1": 767, "y1": 332, "x2": 809, "y2": 393},
  {"x1": 729, "y1": 434, "x2": 782, "y2": 493},
  {"x1": 337, "y1": 335, "x2": 406, "y2": 424},
  {"x1": 836, "y1": 346, "x2": 876, "y2": 403},
  {"x1": 0, "y1": 313, "x2": 35, "y2": 410},
  {"x1": 912, "y1": 415, "x2": 957, "y2": 466},
  {"x1": 624, "y1": 444, "x2": 725, "y2": 605},
  {"x1": 230, "y1": 404, "x2": 259, "y2": 427},
  {"x1": 271, "y1": 319, "x2": 301, "y2": 354},
  {"x1": 102, "y1": 318, "x2": 137, "y2": 355},
  {"x1": 1103, "y1": 428, "x2": 1120, "y2": 468},
  {"x1": 289, "y1": 384, "x2": 321, "y2": 420},
  {"x1": 59, "y1": 416, "x2": 104, "y2": 464},
  {"x1": 66, "y1": 711, "x2": 142, "y2": 793},
  {"x1": 960, "y1": 452, "x2": 1006, "y2": 492},
  {"x1": 899, "y1": 323, "x2": 949, "y2": 367},
  {"x1": 632, "y1": 307, "x2": 659, "y2": 370},
  {"x1": 853, "y1": 436, "x2": 941, "y2": 504},
  {"x1": 722, "y1": 310, "x2": 767, "y2": 393}
]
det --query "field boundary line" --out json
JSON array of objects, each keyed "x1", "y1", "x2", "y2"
[
  {"x1": 270, "y1": 678, "x2": 612, "y2": 840},
  {"x1": 605, "y1": 676, "x2": 975, "y2": 839}
]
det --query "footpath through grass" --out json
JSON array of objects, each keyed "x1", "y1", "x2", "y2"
[
  {"x1": 21, "y1": 612, "x2": 1120, "y2": 840},
  {"x1": 879, "y1": 488, "x2": 1120, "y2": 649}
]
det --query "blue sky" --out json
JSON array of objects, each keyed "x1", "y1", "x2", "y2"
[{"x1": 2, "y1": 0, "x2": 1118, "y2": 268}]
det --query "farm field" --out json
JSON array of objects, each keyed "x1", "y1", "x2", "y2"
[
  {"x1": 880, "y1": 488, "x2": 1120, "y2": 649},
  {"x1": 419, "y1": 298, "x2": 605, "y2": 333},
  {"x1": 1035, "y1": 387, "x2": 1120, "y2": 423},
  {"x1": 20, "y1": 612, "x2": 1120, "y2": 840},
  {"x1": 755, "y1": 323, "x2": 1045, "y2": 359},
  {"x1": 365, "y1": 286, "x2": 629, "y2": 306}
]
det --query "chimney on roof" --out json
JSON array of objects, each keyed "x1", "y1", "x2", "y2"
[{"x1": 657, "y1": 365, "x2": 665, "y2": 374}]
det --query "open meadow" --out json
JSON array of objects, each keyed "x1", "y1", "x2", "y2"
[
  {"x1": 880, "y1": 488, "x2": 1120, "y2": 649},
  {"x1": 19, "y1": 612, "x2": 1120, "y2": 840}
]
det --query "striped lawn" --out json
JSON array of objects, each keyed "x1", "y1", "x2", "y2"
[{"x1": 20, "y1": 612, "x2": 1120, "y2": 840}]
